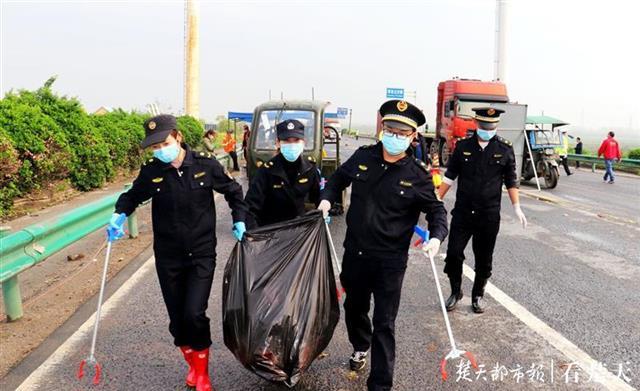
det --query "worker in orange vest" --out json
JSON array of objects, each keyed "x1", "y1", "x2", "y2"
[{"x1": 223, "y1": 129, "x2": 240, "y2": 172}]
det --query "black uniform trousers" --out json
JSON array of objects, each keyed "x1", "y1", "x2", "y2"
[
  {"x1": 340, "y1": 251, "x2": 407, "y2": 391},
  {"x1": 444, "y1": 213, "x2": 500, "y2": 281},
  {"x1": 155, "y1": 254, "x2": 215, "y2": 351}
]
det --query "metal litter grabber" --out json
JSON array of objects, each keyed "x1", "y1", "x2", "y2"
[
  {"x1": 324, "y1": 220, "x2": 346, "y2": 301},
  {"x1": 78, "y1": 214, "x2": 126, "y2": 385},
  {"x1": 414, "y1": 225, "x2": 478, "y2": 381}
]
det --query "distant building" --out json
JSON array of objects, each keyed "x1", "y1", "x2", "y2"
[{"x1": 93, "y1": 106, "x2": 113, "y2": 115}]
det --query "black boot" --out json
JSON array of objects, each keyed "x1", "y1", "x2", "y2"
[
  {"x1": 471, "y1": 277, "x2": 489, "y2": 313},
  {"x1": 445, "y1": 278, "x2": 463, "y2": 312}
]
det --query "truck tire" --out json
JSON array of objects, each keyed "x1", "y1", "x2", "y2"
[
  {"x1": 429, "y1": 138, "x2": 439, "y2": 159},
  {"x1": 440, "y1": 139, "x2": 450, "y2": 167}
]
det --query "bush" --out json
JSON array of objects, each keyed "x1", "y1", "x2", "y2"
[
  {"x1": 628, "y1": 148, "x2": 640, "y2": 160},
  {"x1": 33, "y1": 82, "x2": 113, "y2": 190},
  {"x1": 0, "y1": 93, "x2": 73, "y2": 192},
  {"x1": 91, "y1": 110, "x2": 147, "y2": 170},
  {"x1": 0, "y1": 76, "x2": 207, "y2": 218},
  {"x1": 177, "y1": 115, "x2": 205, "y2": 149}
]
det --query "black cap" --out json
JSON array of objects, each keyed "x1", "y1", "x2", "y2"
[
  {"x1": 276, "y1": 119, "x2": 305, "y2": 140},
  {"x1": 379, "y1": 100, "x2": 426, "y2": 130},
  {"x1": 472, "y1": 107, "x2": 505, "y2": 123},
  {"x1": 141, "y1": 114, "x2": 177, "y2": 148}
]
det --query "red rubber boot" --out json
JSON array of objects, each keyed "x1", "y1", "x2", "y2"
[
  {"x1": 179, "y1": 346, "x2": 196, "y2": 387},
  {"x1": 192, "y1": 348, "x2": 212, "y2": 391}
]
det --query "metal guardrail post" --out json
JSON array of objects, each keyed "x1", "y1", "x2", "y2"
[
  {"x1": 1, "y1": 226, "x2": 23, "y2": 321},
  {"x1": 123, "y1": 184, "x2": 139, "y2": 239}
]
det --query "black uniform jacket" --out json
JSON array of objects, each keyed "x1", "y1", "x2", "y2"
[
  {"x1": 115, "y1": 144, "x2": 247, "y2": 257},
  {"x1": 244, "y1": 153, "x2": 321, "y2": 229},
  {"x1": 444, "y1": 135, "x2": 518, "y2": 220},
  {"x1": 321, "y1": 142, "x2": 448, "y2": 259}
]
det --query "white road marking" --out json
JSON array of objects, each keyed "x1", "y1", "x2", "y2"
[
  {"x1": 462, "y1": 264, "x2": 634, "y2": 391},
  {"x1": 16, "y1": 256, "x2": 156, "y2": 391}
]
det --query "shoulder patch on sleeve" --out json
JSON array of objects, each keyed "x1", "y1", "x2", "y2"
[
  {"x1": 307, "y1": 155, "x2": 316, "y2": 164},
  {"x1": 142, "y1": 157, "x2": 155, "y2": 167}
]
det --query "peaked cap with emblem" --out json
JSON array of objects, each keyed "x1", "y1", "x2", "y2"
[
  {"x1": 141, "y1": 114, "x2": 178, "y2": 148},
  {"x1": 379, "y1": 100, "x2": 426, "y2": 130},
  {"x1": 472, "y1": 107, "x2": 505, "y2": 123},
  {"x1": 276, "y1": 119, "x2": 305, "y2": 140}
]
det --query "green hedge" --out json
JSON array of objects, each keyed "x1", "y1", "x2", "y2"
[
  {"x1": 628, "y1": 148, "x2": 640, "y2": 160},
  {"x1": 0, "y1": 77, "x2": 204, "y2": 219}
]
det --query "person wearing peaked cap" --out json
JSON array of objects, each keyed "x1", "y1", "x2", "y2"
[
  {"x1": 317, "y1": 100, "x2": 448, "y2": 390},
  {"x1": 110, "y1": 114, "x2": 249, "y2": 390},
  {"x1": 244, "y1": 119, "x2": 321, "y2": 228},
  {"x1": 438, "y1": 106, "x2": 527, "y2": 315}
]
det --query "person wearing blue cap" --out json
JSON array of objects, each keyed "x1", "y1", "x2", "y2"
[
  {"x1": 107, "y1": 114, "x2": 248, "y2": 391},
  {"x1": 244, "y1": 119, "x2": 321, "y2": 228}
]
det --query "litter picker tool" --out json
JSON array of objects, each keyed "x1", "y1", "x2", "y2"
[
  {"x1": 324, "y1": 220, "x2": 346, "y2": 300},
  {"x1": 414, "y1": 225, "x2": 478, "y2": 381},
  {"x1": 78, "y1": 213, "x2": 126, "y2": 385}
]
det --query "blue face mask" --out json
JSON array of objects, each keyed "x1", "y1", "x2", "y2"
[
  {"x1": 280, "y1": 142, "x2": 304, "y2": 162},
  {"x1": 153, "y1": 142, "x2": 180, "y2": 163},
  {"x1": 381, "y1": 133, "x2": 412, "y2": 156},
  {"x1": 476, "y1": 129, "x2": 497, "y2": 141}
]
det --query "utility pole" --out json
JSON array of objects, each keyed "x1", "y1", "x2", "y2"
[
  {"x1": 493, "y1": 0, "x2": 508, "y2": 82},
  {"x1": 311, "y1": 87, "x2": 315, "y2": 100},
  {"x1": 348, "y1": 109, "x2": 353, "y2": 132},
  {"x1": 185, "y1": 0, "x2": 200, "y2": 118}
]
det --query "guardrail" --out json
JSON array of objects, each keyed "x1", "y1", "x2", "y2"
[
  {"x1": 567, "y1": 154, "x2": 640, "y2": 173},
  {"x1": 0, "y1": 152, "x2": 232, "y2": 322}
]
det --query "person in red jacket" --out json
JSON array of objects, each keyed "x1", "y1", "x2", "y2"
[{"x1": 597, "y1": 131, "x2": 622, "y2": 184}]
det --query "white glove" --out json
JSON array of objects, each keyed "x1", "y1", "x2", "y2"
[
  {"x1": 513, "y1": 203, "x2": 527, "y2": 229},
  {"x1": 422, "y1": 238, "x2": 441, "y2": 258},
  {"x1": 317, "y1": 200, "x2": 331, "y2": 219}
]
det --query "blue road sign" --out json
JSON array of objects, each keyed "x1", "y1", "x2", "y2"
[
  {"x1": 386, "y1": 88, "x2": 404, "y2": 99},
  {"x1": 337, "y1": 107, "x2": 349, "y2": 118}
]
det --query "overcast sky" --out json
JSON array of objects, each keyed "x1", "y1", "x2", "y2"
[{"x1": 2, "y1": 0, "x2": 639, "y2": 136}]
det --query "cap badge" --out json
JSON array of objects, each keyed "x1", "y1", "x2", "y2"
[
  {"x1": 148, "y1": 121, "x2": 156, "y2": 130},
  {"x1": 487, "y1": 108, "x2": 495, "y2": 116},
  {"x1": 397, "y1": 101, "x2": 408, "y2": 112},
  {"x1": 287, "y1": 122, "x2": 295, "y2": 130}
]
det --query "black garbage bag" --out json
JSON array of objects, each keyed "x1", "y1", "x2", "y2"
[{"x1": 222, "y1": 212, "x2": 340, "y2": 387}]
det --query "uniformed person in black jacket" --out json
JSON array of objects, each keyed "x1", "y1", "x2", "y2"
[
  {"x1": 318, "y1": 100, "x2": 448, "y2": 391},
  {"x1": 438, "y1": 107, "x2": 527, "y2": 314},
  {"x1": 244, "y1": 119, "x2": 321, "y2": 228},
  {"x1": 107, "y1": 114, "x2": 248, "y2": 391}
]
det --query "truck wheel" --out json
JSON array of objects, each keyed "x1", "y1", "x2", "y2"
[
  {"x1": 429, "y1": 139, "x2": 439, "y2": 159},
  {"x1": 440, "y1": 140, "x2": 450, "y2": 167},
  {"x1": 545, "y1": 166, "x2": 559, "y2": 189}
]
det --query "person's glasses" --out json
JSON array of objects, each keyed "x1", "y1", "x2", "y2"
[{"x1": 382, "y1": 126, "x2": 414, "y2": 140}]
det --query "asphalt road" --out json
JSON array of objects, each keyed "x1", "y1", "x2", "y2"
[{"x1": 5, "y1": 136, "x2": 638, "y2": 391}]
